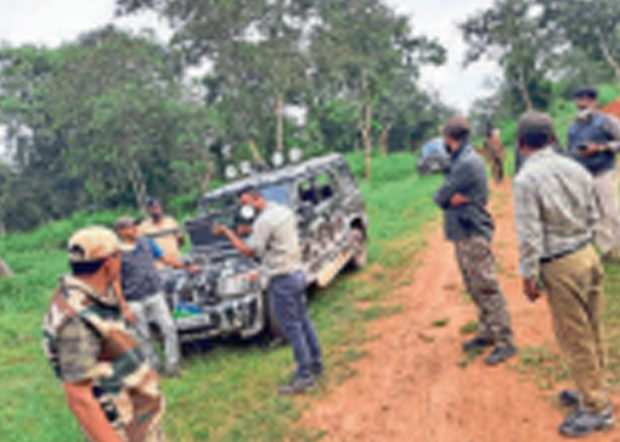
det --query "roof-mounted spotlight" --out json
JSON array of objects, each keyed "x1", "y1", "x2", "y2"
[
  {"x1": 225, "y1": 165, "x2": 239, "y2": 180},
  {"x1": 272, "y1": 152, "x2": 285, "y2": 168},
  {"x1": 289, "y1": 147, "x2": 303, "y2": 163},
  {"x1": 240, "y1": 160, "x2": 252, "y2": 176}
]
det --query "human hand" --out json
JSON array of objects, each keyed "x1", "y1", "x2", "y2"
[
  {"x1": 523, "y1": 277, "x2": 542, "y2": 302},
  {"x1": 236, "y1": 224, "x2": 252, "y2": 236},
  {"x1": 212, "y1": 223, "x2": 227, "y2": 235},
  {"x1": 124, "y1": 308, "x2": 136, "y2": 324},
  {"x1": 579, "y1": 143, "x2": 601, "y2": 157},
  {"x1": 450, "y1": 193, "x2": 470, "y2": 207},
  {"x1": 186, "y1": 265, "x2": 202, "y2": 275}
]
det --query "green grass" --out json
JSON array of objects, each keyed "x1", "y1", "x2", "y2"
[{"x1": 0, "y1": 152, "x2": 441, "y2": 441}]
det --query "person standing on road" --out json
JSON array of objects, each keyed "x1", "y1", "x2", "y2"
[
  {"x1": 139, "y1": 198, "x2": 185, "y2": 269},
  {"x1": 115, "y1": 216, "x2": 200, "y2": 377},
  {"x1": 434, "y1": 117, "x2": 517, "y2": 365},
  {"x1": 568, "y1": 86, "x2": 620, "y2": 260},
  {"x1": 213, "y1": 187, "x2": 323, "y2": 395},
  {"x1": 43, "y1": 226, "x2": 165, "y2": 442},
  {"x1": 514, "y1": 112, "x2": 613, "y2": 438},
  {"x1": 482, "y1": 124, "x2": 505, "y2": 184}
]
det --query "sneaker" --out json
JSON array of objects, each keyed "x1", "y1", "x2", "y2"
[
  {"x1": 311, "y1": 363, "x2": 324, "y2": 377},
  {"x1": 559, "y1": 405, "x2": 613, "y2": 437},
  {"x1": 277, "y1": 376, "x2": 316, "y2": 395},
  {"x1": 559, "y1": 390, "x2": 580, "y2": 407},
  {"x1": 484, "y1": 345, "x2": 517, "y2": 365},
  {"x1": 462, "y1": 336, "x2": 494, "y2": 352}
]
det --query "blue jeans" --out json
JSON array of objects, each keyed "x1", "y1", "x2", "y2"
[{"x1": 269, "y1": 271, "x2": 322, "y2": 379}]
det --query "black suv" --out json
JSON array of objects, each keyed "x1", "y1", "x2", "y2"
[{"x1": 161, "y1": 153, "x2": 368, "y2": 343}]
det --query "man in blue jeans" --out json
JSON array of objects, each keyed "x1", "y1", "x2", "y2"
[{"x1": 213, "y1": 187, "x2": 323, "y2": 395}]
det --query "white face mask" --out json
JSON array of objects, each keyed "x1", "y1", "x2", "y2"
[
  {"x1": 577, "y1": 107, "x2": 594, "y2": 120},
  {"x1": 240, "y1": 205, "x2": 256, "y2": 220}
]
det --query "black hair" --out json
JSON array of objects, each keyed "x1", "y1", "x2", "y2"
[
  {"x1": 70, "y1": 259, "x2": 106, "y2": 275},
  {"x1": 520, "y1": 132, "x2": 551, "y2": 149},
  {"x1": 236, "y1": 185, "x2": 261, "y2": 199},
  {"x1": 147, "y1": 197, "x2": 161, "y2": 208},
  {"x1": 446, "y1": 128, "x2": 470, "y2": 142}
]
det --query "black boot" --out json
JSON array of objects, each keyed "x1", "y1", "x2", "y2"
[
  {"x1": 277, "y1": 376, "x2": 316, "y2": 395},
  {"x1": 484, "y1": 345, "x2": 517, "y2": 365},
  {"x1": 462, "y1": 336, "x2": 493, "y2": 351}
]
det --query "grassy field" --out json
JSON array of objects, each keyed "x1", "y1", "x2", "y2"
[{"x1": 0, "y1": 152, "x2": 442, "y2": 441}]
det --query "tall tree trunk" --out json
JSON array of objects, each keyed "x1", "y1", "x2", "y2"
[
  {"x1": 361, "y1": 69, "x2": 373, "y2": 180},
  {"x1": 597, "y1": 32, "x2": 620, "y2": 81},
  {"x1": 275, "y1": 92, "x2": 284, "y2": 153},
  {"x1": 516, "y1": 66, "x2": 534, "y2": 111},
  {"x1": 248, "y1": 138, "x2": 266, "y2": 165},
  {"x1": 380, "y1": 123, "x2": 392, "y2": 157},
  {"x1": 128, "y1": 160, "x2": 148, "y2": 212},
  {"x1": 0, "y1": 255, "x2": 12, "y2": 278}
]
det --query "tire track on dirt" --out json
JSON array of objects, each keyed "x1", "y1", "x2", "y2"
[{"x1": 298, "y1": 181, "x2": 620, "y2": 442}]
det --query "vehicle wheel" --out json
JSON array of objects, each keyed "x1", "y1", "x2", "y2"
[{"x1": 348, "y1": 228, "x2": 368, "y2": 270}]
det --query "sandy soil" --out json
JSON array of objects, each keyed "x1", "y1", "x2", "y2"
[{"x1": 298, "y1": 182, "x2": 620, "y2": 442}]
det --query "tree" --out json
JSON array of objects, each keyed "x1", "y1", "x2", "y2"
[
  {"x1": 460, "y1": 0, "x2": 553, "y2": 111},
  {"x1": 538, "y1": 0, "x2": 620, "y2": 83},
  {"x1": 310, "y1": 0, "x2": 445, "y2": 178},
  {"x1": 0, "y1": 27, "x2": 213, "y2": 230}
]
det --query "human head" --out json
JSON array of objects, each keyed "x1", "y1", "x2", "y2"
[
  {"x1": 68, "y1": 226, "x2": 122, "y2": 281},
  {"x1": 237, "y1": 186, "x2": 266, "y2": 211},
  {"x1": 146, "y1": 198, "x2": 163, "y2": 221},
  {"x1": 574, "y1": 87, "x2": 598, "y2": 113},
  {"x1": 517, "y1": 111, "x2": 556, "y2": 155},
  {"x1": 443, "y1": 117, "x2": 471, "y2": 151},
  {"x1": 115, "y1": 216, "x2": 139, "y2": 242}
]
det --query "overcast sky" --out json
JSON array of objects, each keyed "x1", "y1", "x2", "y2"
[{"x1": 1, "y1": 0, "x2": 499, "y2": 112}]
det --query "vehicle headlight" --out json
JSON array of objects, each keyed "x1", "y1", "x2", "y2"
[{"x1": 217, "y1": 271, "x2": 260, "y2": 297}]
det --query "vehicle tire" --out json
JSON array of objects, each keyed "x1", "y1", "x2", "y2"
[{"x1": 348, "y1": 228, "x2": 368, "y2": 270}]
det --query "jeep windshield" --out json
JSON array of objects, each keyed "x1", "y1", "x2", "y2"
[{"x1": 187, "y1": 182, "x2": 292, "y2": 250}]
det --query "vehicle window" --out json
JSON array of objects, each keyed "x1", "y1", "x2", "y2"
[
  {"x1": 260, "y1": 183, "x2": 291, "y2": 206},
  {"x1": 315, "y1": 172, "x2": 335, "y2": 201},
  {"x1": 298, "y1": 180, "x2": 317, "y2": 204}
]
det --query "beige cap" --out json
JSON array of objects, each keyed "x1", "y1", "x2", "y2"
[{"x1": 68, "y1": 226, "x2": 122, "y2": 263}]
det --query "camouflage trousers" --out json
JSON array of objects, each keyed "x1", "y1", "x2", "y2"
[
  {"x1": 454, "y1": 236, "x2": 514, "y2": 347},
  {"x1": 541, "y1": 245, "x2": 609, "y2": 413}
]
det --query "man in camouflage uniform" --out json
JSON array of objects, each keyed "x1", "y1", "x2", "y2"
[
  {"x1": 43, "y1": 226, "x2": 165, "y2": 441},
  {"x1": 434, "y1": 117, "x2": 516, "y2": 365},
  {"x1": 514, "y1": 112, "x2": 613, "y2": 437}
]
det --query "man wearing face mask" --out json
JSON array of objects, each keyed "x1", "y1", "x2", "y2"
[
  {"x1": 514, "y1": 112, "x2": 611, "y2": 437},
  {"x1": 568, "y1": 87, "x2": 620, "y2": 260},
  {"x1": 434, "y1": 117, "x2": 516, "y2": 365},
  {"x1": 43, "y1": 226, "x2": 165, "y2": 441},
  {"x1": 212, "y1": 187, "x2": 323, "y2": 395}
]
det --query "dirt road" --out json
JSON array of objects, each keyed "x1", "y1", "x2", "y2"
[{"x1": 299, "y1": 182, "x2": 620, "y2": 442}]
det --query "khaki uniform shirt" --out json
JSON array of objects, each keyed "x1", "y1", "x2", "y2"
[
  {"x1": 139, "y1": 216, "x2": 183, "y2": 268},
  {"x1": 247, "y1": 203, "x2": 302, "y2": 277},
  {"x1": 513, "y1": 147, "x2": 599, "y2": 278}
]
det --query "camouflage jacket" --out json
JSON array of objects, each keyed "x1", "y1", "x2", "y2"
[{"x1": 43, "y1": 275, "x2": 164, "y2": 441}]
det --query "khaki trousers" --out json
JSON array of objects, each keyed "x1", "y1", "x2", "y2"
[
  {"x1": 593, "y1": 168, "x2": 620, "y2": 255},
  {"x1": 541, "y1": 245, "x2": 608, "y2": 412}
]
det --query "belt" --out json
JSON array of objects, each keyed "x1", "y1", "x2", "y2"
[{"x1": 540, "y1": 239, "x2": 591, "y2": 265}]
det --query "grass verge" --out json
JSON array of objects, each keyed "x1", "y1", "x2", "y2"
[{"x1": 0, "y1": 152, "x2": 441, "y2": 441}]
